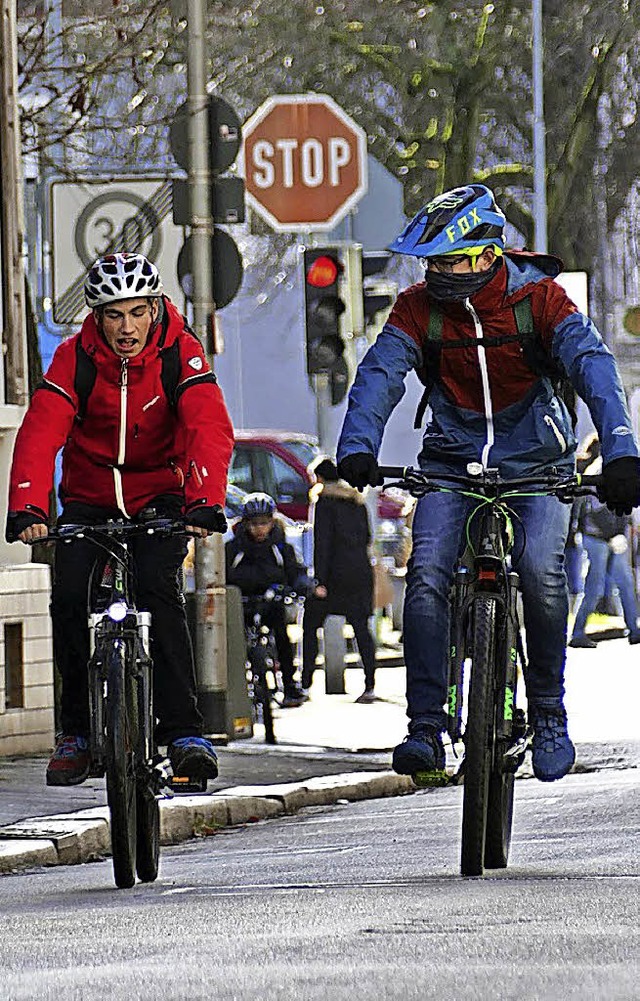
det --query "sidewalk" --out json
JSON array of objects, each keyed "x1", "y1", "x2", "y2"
[{"x1": 1, "y1": 638, "x2": 638, "y2": 875}]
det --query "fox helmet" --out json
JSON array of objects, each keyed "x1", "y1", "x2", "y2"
[
  {"x1": 388, "y1": 184, "x2": 506, "y2": 258},
  {"x1": 84, "y1": 252, "x2": 164, "y2": 308},
  {"x1": 242, "y1": 493, "x2": 276, "y2": 520}
]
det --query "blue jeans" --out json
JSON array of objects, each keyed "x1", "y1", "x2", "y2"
[
  {"x1": 572, "y1": 535, "x2": 639, "y2": 638},
  {"x1": 403, "y1": 490, "x2": 571, "y2": 727}
]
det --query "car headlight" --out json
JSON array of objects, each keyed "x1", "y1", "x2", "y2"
[{"x1": 107, "y1": 601, "x2": 128, "y2": 622}]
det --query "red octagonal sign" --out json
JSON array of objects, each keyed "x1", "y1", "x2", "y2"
[{"x1": 242, "y1": 94, "x2": 368, "y2": 231}]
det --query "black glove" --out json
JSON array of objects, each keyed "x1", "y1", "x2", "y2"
[
  {"x1": 5, "y1": 510, "x2": 47, "y2": 543},
  {"x1": 337, "y1": 452, "x2": 382, "y2": 490},
  {"x1": 598, "y1": 456, "x2": 640, "y2": 516},
  {"x1": 186, "y1": 504, "x2": 228, "y2": 534}
]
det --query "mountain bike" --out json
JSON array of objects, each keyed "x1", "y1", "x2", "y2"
[
  {"x1": 41, "y1": 517, "x2": 190, "y2": 889},
  {"x1": 243, "y1": 586, "x2": 302, "y2": 745},
  {"x1": 379, "y1": 464, "x2": 600, "y2": 877}
]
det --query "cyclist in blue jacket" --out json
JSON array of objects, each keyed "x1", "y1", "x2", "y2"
[{"x1": 337, "y1": 184, "x2": 640, "y2": 783}]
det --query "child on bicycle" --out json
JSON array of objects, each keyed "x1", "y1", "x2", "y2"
[
  {"x1": 5, "y1": 253, "x2": 232, "y2": 786},
  {"x1": 225, "y1": 493, "x2": 310, "y2": 707},
  {"x1": 336, "y1": 184, "x2": 640, "y2": 783}
]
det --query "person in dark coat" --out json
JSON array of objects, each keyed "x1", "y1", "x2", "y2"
[
  {"x1": 301, "y1": 458, "x2": 377, "y2": 703},
  {"x1": 569, "y1": 444, "x2": 640, "y2": 648},
  {"x1": 225, "y1": 492, "x2": 309, "y2": 707}
]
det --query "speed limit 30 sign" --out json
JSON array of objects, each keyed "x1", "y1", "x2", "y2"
[
  {"x1": 242, "y1": 94, "x2": 368, "y2": 231},
  {"x1": 50, "y1": 177, "x2": 183, "y2": 327}
]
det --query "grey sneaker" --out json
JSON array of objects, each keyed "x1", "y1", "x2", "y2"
[{"x1": 354, "y1": 688, "x2": 376, "y2": 704}]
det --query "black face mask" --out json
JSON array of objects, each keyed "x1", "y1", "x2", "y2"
[{"x1": 423, "y1": 260, "x2": 500, "y2": 302}]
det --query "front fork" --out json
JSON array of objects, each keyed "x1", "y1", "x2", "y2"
[{"x1": 87, "y1": 611, "x2": 153, "y2": 777}]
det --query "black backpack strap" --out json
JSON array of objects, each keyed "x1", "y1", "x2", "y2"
[
  {"x1": 414, "y1": 305, "x2": 444, "y2": 429},
  {"x1": 74, "y1": 341, "x2": 97, "y2": 422},
  {"x1": 159, "y1": 341, "x2": 181, "y2": 412}
]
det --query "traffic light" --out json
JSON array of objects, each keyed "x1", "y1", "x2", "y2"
[
  {"x1": 362, "y1": 250, "x2": 395, "y2": 332},
  {"x1": 302, "y1": 247, "x2": 348, "y2": 375},
  {"x1": 170, "y1": 94, "x2": 245, "y2": 309}
]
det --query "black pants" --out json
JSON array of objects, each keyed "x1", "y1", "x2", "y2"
[
  {"x1": 52, "y1": 500, "x2": 202, "y2": 744},
  {"x1": 301, "y1": 598, "x2": 376, "y2": 690}
]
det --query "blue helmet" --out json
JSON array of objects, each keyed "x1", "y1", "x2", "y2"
[
  {"x1": 388, "y1": 184, "x2": 506, "y2": 258},
  {"x1": 242, "y1": 492, "x2": 276, "y2": 519}
]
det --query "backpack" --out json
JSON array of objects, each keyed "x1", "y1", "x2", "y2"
[
  {"x1": 413, "y1": 293, "x2": 577, "y2": 429},
  {"x1": 73, "y1": 307, "x2": 205, "y2": 422}
]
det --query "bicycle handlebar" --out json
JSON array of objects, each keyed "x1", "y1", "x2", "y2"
[
  {"x1": 377, "y1": 465, "x2": 602, "y2": 497},
  {"x1": 26, "y1": 519, "x2": 195, "y2": 544}
]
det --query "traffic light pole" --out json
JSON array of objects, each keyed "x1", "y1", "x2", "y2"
[
  {"x1": 186, "y1": 0, "x2": 228, "y2": 737},
  {"x1": 314, "y1": 372, "x2": 333, "y2": 453}
]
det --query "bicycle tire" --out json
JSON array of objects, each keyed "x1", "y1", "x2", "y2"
[
  {"x1": 484, "y1": 759, "x2": 515, "y2": 869},
  {"x1": 105, "y1": 639, "x2": 138, "y2": 889},
  {"x1": 135, "y1": 781, "x2": 160, "y2": 883},
  {"x1": 461, "y1": 595, "x2": 497, "y2": 877},
  {"x1": 250, "y1": 646, "x2": 276, "y2": 745}
]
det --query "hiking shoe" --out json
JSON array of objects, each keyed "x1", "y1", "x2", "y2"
[
  {"x1": 46, "y1": 735, "x2": 90, "y2": 787},
  {"x1": 354, "y1": 688, "x2": 376, "y2": 704},
  {"x1": 392, "y1": 721, "x2": 445, "y2": 775},
  {"x1": 628, "y1": 633, "x2": 640, "y2": 645},
  {"x1": 568, "y1": 635, "x2": 597, "y2": 649},
  {"x1": 281, "y1": 686, "x2": 306, "y2": 708},
  {"x1": 529, "y1": 705, "x2": 575, "y2": 782},
  {"x1": 168, "y1": 737, "x2": 218, "y2": 781}
]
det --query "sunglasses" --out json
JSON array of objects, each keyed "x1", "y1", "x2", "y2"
[{"x1": 426, "y1": 254, "x2": 473, "y2": 272}]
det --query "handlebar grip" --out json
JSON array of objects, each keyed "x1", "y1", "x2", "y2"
[
  {"x1": 378, "y1": 465, "x2": 408, "y2": 480},
  {"x1": 578, "y1": 473, "x2": 603, "y2": 488}
]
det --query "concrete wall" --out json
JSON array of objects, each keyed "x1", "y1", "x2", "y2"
[
  {"x1": 0, "y1": 564, "x2": 55, "y2": 755},
  {"x1": 1, "y1": 408, "x2": 56, "y2": 757}
]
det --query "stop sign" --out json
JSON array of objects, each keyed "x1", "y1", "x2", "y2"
[{"x1": 242, "y1": 94, "x2": 368, "y2": 231}]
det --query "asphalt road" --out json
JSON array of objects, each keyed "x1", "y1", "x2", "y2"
[{"x1": 1, "y1": 768, "x2": 638, "y2": 1001}]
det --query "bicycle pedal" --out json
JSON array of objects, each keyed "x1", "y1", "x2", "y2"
[
  {"x1": 412, "y1": 769, "x2": 449, "y2": 788},
  {"x1": 169, "y1": 775, "x2": 208, "y2": 794}
]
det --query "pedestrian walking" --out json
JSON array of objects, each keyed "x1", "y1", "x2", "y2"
[
  {"x1": 301, "y1": 458, "x2": 377, "y2": 703},
  {"x1": 569, "y1": 448, "x2": 640, "y2": 648}
]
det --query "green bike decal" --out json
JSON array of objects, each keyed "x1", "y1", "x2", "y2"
[
  {"x1": 504, "y1": 686, "x2": 514, "y2": 721},
  {"x1": 448, "y1": 683, "x2": 457, "y2": 716}
]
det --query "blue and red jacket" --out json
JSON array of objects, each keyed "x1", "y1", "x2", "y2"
[
  {"x1": 337, "y1": 253, "x2": 638, "y2": 476},
  {"x1": 8, "y1": 298, "x2": 234, "y2": 521}
]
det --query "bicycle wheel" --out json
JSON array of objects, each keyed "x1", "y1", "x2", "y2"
[
  {"x1": 105, "y1": 639, "x2": 138, "y2": 889},
  {"x1": 135, "y1": 781, "x2": 160, "y2": 883},
  {"x1": 484, "y1": 756, "x2": 515, "y2": 869},
  {"x1": 250, "y1": 647, "x2": 276, "y2": 745},
  {"x1": 461, "y1": 595, "x2": 497, "y2": 877}
]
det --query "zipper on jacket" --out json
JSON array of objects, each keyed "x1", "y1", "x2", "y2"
[
  {"x1": 118, "y1": 359, "x2": 128, "y2": 465},
  {"x1": 464, "y1": 298, "x2": 495, "y2": 468},
  {"x1": 112, "y1": 359, "x2": 130, "y2": 518},
  {"x1": 544, "y1": 414, "x2": 567, "y2": 453}
]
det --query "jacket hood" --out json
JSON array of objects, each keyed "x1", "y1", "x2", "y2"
[
  {"x1": 319, "y1": 481, "x2": 366, "y2": 504},
  {"x1": 79, "y1": 295, "x2": 183, "y2": 368}
]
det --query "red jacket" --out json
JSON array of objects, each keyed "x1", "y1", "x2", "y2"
[{"x1": 9, "y1": 298, "x2": 234, "y2": 520}]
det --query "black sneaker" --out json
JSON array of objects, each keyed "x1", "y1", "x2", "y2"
[
  {"x1": 168, "y1": 737, "x2": 218, "y2": 780},
  {"x1": 281, "y1": 687, "x2": 306, "y2": 708},
  {"x1": 392, "y1": 721, "x2": 445, "y2": 775},
  {"x1": 568, "y1": 635, "x2": 597, "y2": 649}
]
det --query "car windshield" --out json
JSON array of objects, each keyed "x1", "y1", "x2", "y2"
[{"x1": 284, "y1": 440, "x2": 319, "y2": 468}]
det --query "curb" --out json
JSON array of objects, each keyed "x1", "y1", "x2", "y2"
[{"x1": 0, "y1": 770, "x2": 416, "y2": 877}]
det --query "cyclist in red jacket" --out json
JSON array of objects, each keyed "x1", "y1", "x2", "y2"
[{"x1": 5, "y1": 253, "x2": 234, "y2": 786}]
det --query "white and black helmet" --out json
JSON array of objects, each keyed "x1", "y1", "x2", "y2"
[{"x1": 84, "y1": 252, "x2": 164, "y2": 308}]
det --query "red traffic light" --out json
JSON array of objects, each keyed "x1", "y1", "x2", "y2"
[{"x1": 305, "y1": 254, "x2": 342, "y2": 288}]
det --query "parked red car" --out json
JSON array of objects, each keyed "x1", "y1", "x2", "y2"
[{"x1": 229, "y1": 431, "x2": 411, "y2": 565}]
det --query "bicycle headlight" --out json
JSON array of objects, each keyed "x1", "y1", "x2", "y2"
[{"x1": 107, "y1": 601, "x2": 128, "y2": 622}]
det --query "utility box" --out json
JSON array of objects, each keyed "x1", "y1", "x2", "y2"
[
  {"x1": 185, "y1": 585, "x2": 253, "y2": 741},
  {"x1": 225, "y1": 585, "x2": 253, "y2": 740}
]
